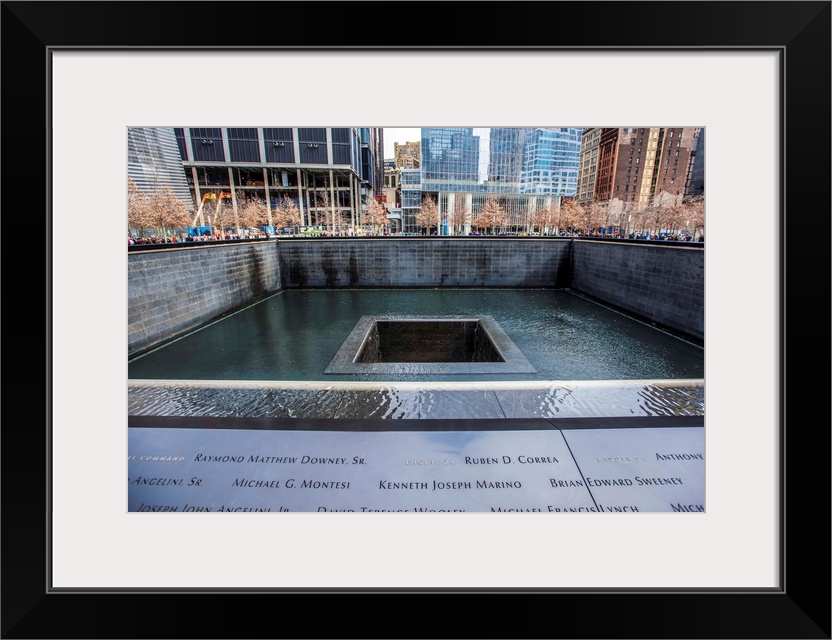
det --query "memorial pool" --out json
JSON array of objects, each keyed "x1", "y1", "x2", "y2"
[
  {"x1": 128, "y1": 288, "x2": 703, "y2": 383},
  {"x1": 127, "y1": 268, "x2": 705, "y2": 514}
]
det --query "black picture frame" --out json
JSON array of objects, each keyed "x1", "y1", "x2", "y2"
[{"x1": 3, "y1": 1, "x2": 829, "y2": 638}]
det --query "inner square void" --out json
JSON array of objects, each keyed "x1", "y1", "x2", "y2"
[{"x1": 324, "y1": 315, "x2": 537, "y2": 375}]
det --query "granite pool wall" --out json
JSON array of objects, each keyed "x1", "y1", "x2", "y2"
[{"x1": 128, "y1": 237, "x2": 704, "y2": 356}]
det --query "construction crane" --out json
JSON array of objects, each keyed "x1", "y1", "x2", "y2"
[{"x1": 192, "y1": 191, "x2": 231, "y2": 228}]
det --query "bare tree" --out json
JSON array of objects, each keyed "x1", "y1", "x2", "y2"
[
  {"x1": 598, "y1": 199, "x2": 621, "y2": 235},
  {"x1": 151, "y1": 188, "x2": 191, "y2": 238},
  {"x1": 660, "y1": 188, "x2": 687, "y2": 235},
  {"x1": 646, "y1": 189, "x2": 684, "y2": 236},
  {"x1": 234, "y1": 191, "x2": 270, "y2": 233},
  {"x1": 576, "y1": 200, "x2": 593, "y2": 234},
  {"x1": 529, "y1": 204, "x2": 553, "y2": 235},
  {"x1": 364, "y1": 197, "x2": 388, "y2": 235},
  {"x1": 127, "y1": 178, "x2": 151, "y2": 235},
  {"x1": 629, "y1": 204, "x2": 648, "y2": 236},
  {"x1": 611, "y1": 200, "x2": 633, "y2": 237},
  {"x1": 583, "y1": 200, "x2": 609, "y2": 235},
  {"x1": 518, "y1": 204, "x2": 533, "y2": 235},
  {"x1": 415, "y1": 195, "x2": 438, "y2": 235},
  {"x1": 314, "y1": 187, "x2": 336, "y2": 232},
  {"x1": 273, "y1": 195, "x2": 302, "y2": 231},
  {"x1": 683, "y1": 195, "x2": 705, "y2": 240},
  {"x1": 558, "y1": 199, "x2": 584, "y2": 235},
  {"x1": 476, "y1": 195, "x2": 503, "y2": 235},
  {"x1": 208, "y1": 194, "x2": 235, "y2": 236},
  {"x1": 503, "y1": 206, "x2": 523, "y2": 235},
  {"x1": 333, "y1": 208, "x2": 352, "y2": 233},
  {"x1": 129, "y1": 175, "x2": 191, "y2": 239},
  {"x1": 665, "y1": 203, "x2": 686, "y2": 235},
  {"x1": 642, "y1": 200, "x2": 664, "y2": 237}
]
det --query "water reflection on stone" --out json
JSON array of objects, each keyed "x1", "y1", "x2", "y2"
[{"x1": 128, "y1": 381, "x2": 704, "y2": 420}]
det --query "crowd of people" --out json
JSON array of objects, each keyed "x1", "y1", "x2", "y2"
[
  {"x1": 129, "y1": 229, "x2": 703, "y2": 246},
  {"x1": 128, "y1": 232, "x2": 272, "y2": 245}
]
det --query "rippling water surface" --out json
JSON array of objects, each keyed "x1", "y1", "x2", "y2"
[
  {"x1": 128, "y1": 289, "x2": 703, "y2": 383},
  {"x1": 128, "y1": 381, "x2": 704, "y2": 419}
]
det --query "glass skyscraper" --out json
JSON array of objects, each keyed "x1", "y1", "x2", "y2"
[
  {"x1": 408, "y1": 127, "x2": 583, "y2": 233},
  {"x1": 421, "y1": 128, "x2": 481, "y2": 191},
  {"x1": 487, "y1": 128, "x2": 525, "y2": 192},
  {"x1": 519, "y1": 128, "x2": 582, "y2": 195}
]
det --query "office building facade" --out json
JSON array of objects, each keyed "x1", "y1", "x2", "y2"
[
  {"x1": 172, "y1": 127, "x2": 382, "y2": 231},
  {"x1": 128, "y1": 127, "x2": 193, "y2": 207},
  {"x1": 518, "y1": 128, "x2": 582, "y2": 195},
  {"x1": 686, "y1": 129, "x2": 705, "y2": 197},
  {"x1": 382, "y1": 160, "x2": 402, "y2": 228},
  {"x1": 400, "y1": 167, "x2": 422, "y2": 232},
  {"x1": 394, "y1": 140, "x2": 421, "y2": 169},
  {"x1": 576, "y1": 127, "x2": 602, "y2": 203},
  {"x1": 580, "y1": 127, "x2": 699, "y2": 211},
  {"x1": 406, "y1": 127, "x2": 583, "y2": 234}
]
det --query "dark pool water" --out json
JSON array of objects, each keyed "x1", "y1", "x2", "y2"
[{"x1": 128, "y1": 289, "x2": 704, "y2": 383}]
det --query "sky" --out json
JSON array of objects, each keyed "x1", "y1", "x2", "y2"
[{"x1": 382, "y1": 128, "x2": 420, "y2": 159}]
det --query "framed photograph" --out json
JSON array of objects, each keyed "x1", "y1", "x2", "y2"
[{"x1": 5, "y1": 1, "x2": 829, "y2": 638}]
